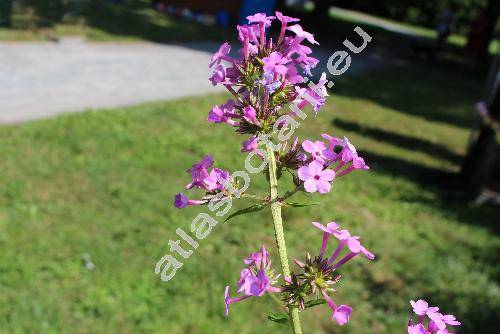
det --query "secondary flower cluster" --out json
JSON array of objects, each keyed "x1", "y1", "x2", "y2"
[
  {"x1": 224, "y1": 245, "x2": 281, "y2": 315},
  {"x1": 407, "y1": 300, "x2": 461, "y2": 334},
  {"x1": 208, "y1": 12, "x2": 328, "y2": 152},
  {"x1": 173, "y1": 155, "x2": 231, "y2": 209},
  {"x1": 284, "y1": 221, "x2": 374, "y2": 325},
  {"x1": 296, "y1": 135, "x2": 369, "y2": 193},
  {"x1": 224, "y1": 221, "x2": 375, "y2": 326}
]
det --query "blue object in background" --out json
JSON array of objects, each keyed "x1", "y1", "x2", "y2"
[
  {"x1": 239, "y1": 0, "x2": 276, "y2": 25},
  {"x1": 216, "y1": 10, "x2": 231, "y2": 27}
]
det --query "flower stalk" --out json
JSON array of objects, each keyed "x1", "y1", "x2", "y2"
[{"x1": 266, "y1": 144, "x2": 303, "y2": 334}]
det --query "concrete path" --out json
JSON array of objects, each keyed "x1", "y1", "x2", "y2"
[
  {"x1": 0, "y1": 38, "x2": 391, "y2": 124},
  {"x1": 0, "y1": 39, "x2": 226, "y2": 124}
]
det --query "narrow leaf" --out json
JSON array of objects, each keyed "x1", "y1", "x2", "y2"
[
  {"x1": 267, "y1": 312, "x2": 289, "y2": 324},
  {"x1": 304, "y1": 299, "x2": 326, "y2": 309},
  {"x1": 284, "y1": 202, "x2": 319, "y2": 208},
  {"x1": 224, "y1": 203, "x2": 266, "y2": 222}
]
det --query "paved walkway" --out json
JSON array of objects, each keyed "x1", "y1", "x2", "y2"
[{"x1": 0, "y1": 39, "x2": 390, "y2": 124}]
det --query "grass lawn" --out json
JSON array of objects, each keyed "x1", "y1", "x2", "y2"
[{"x1": 1, "y1": 62, "x2": 499, "y2": 333}]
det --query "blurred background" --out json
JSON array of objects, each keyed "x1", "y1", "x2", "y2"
[{"x1": 0, "y1": 0, "x2": 499, "y2": 333}]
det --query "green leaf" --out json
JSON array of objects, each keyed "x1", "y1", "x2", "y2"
[
  {"x1": 224, "y1": 203, "x2": 267, "y2": 223},
  {"x1": 304, "y1": 299, "x2": 326, "y2": 309},
  {"x1": 283, "y1": 202, "x2": 319, "y2": 208},
  {"x1": 267, "y1": 312, "x2": 289, "y2": 324}
]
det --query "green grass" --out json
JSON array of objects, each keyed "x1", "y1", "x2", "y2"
[
  {"x1": 327, "y1": 6, "x2": 499, "y2": 54},
  {"x1": 1, "y1": 62, "x2": 499, "y2": 333},
  {"x1": 0, "y1": 0, "x2": 231, "y2": 43}
]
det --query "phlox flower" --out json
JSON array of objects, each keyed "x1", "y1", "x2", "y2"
[
  {"x1": 311, "y1": 222, "x2": 375, "y2": 269},
  {"x1": 185, "y1": 155, "x2": 213, "y2": 189},
  {"x1": 209, "y1": 64, "x2": 226, "y2": 86},
  {"x1": 298, "y1": 160, "x2": 335, "y2": 193},
  {"x1": 208, "y1": 100, "x2": 238, "y2": 126},
  {"x1": 322, "y1": 290, "x2": 353, "y2": 326},
  {"x1": 246, "y1": 13, "x2": 275, "y2": 27},
  {"x1": 302, "y1": 139, "x2": 334, "y2": 163},
  {"x1": 173, "y1": 193, "x2": 205, "y2": 209},
  {"x1": 209, "y1": 42, "x2": 231, "y2": 68},
  {"x1": 407, "y1": 300, "x2": 461, "y2": 334},
  {"x1": 241, "y1": 136, "x2": 259, "y2": 153},
  {"x1": 287, "y1": 24, "x2": 319, "y2": 45},
  {"x1": 204, "y1": 168, "x2": 230, "y2": 192},
  {"x1": 321, "y1": 134, "x2": 369, "y2": 177},
  {"x1": 263, "y1": 51, "x2": 291, "y2": 76},
  {"x1": 224, "y1": 245, "x2": 280, "y2": 316}
]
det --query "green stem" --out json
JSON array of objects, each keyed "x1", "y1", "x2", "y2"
[{"x1": 266, "y1": 144, "x2": 303, "y2": 334}]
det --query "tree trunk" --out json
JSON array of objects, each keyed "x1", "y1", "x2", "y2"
[
  {"x1": 479, "y1": 0, "x2": 500, "y2": 57},
  {"x1": 461, "y1": 82, "x2": 499, "y2": 200}
]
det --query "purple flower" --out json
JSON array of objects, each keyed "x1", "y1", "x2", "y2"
[
  {"x1": 275, "y1": 11, "x2": 299, "y2": 25},
  {"x1": 185, "y1": 155, "x2": 213, "y2": 189},
  {"x1": 330, "y1": 231, "x2": 375, "y2": 269},
  {"x1": 173, "y1": 193, "x2": 204, "y2": 209},
  {"x1": 411, "y1": 300, "x2": 439, "y2": 316},
  {"x1": 408, "y1": 321, "x2": 429, "y2": 334},
  {"x1": 210, "y1": 42, "x2": 231, "y2": 67},
  {"x1": 440, "y1": 314, "x2": 461, "y2": 326},
  {"x1": 241, "y1": 136, "x2": 259, "y2": 153},
  {"x1": 259, "y1": 72, "x2": 281, "y2": 94},
  {"x1": 276, "y1": 11, "x2": 300, "y2": 45},
  {"x1": 203, "y1": 168, "x2": 230, "y2": 191},
  {"x1": 407, "y1": 300, "x2": 461, "y2": 334},
  {"x1": 333, "y1": 305, "x2": 353, "y2": 325},
  {"x1": 262, "y1": 51, "x2": 291, "y2": 76},
  {"x1": 322, "y1": 290, "x2": 353, "y2": 326},
  {"x1": 302, "y1": 139, "x2": 334, "y2": 163},
  {"x1": 306, "y1": 73, "x2": 328, "y2": 112},
  {"x1": 237, "y1": 268, "x2": 270, "y2": 297},
  {"x1": 312, "y1": 221, "x2": 341, "y2": 257},
  {"x1": 224, "y1": 245, "x2": 280, "y2": 316},
  {"x1": 246, "y1": 13, "x2": 275, "y2": 27},
  {"x1": 208, "y1": 100, "x2": 238, "y2": 126},
  {"x1": 242, "y1": 105, "x2": 260, "y2": 125},
  {"x1": 311, "y1": 222, "x2": 375, "y2": 269},
  {"x1": 288, "y1": 24, "x2": 319, "y2": 45},
  {"x1": 298, "y1": 160, "x2": 335, "y2": 193},
  {"x1": 209, "y1": 64, "x2": 226, "y2": 86},
  {"x1": 322, "y1": 134, "x2": 370, "y2": 177}
]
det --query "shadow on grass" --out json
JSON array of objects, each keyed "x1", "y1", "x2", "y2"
[
  {"x1": 363, "y1": 150, "x2": 500, "y2": 235},
  {"x1": 333, "y1": 118, "x2": 463, "y2": 163},
  {"x1": 332, "y1": 62, "x2": 484, "y2": 129}
]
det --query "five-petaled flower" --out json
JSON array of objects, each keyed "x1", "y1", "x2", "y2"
[{"x1": 407, "y1": 299, "x2": 461, "y2": 334}]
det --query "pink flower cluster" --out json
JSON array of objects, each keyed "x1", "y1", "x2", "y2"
[
  {"x1": 297, "y1": 135, "x2": 369, "y2": 193},
  {"x1": 224, "y1": 245, "x2": 281, "y2": 315},
  {"x1": 408, "y1": 300, "x2": 461, "y2": 334},
  {"x1": 208, "y1": 12, "x2": 328, "y2": 152},
  {"x1": 173, "y1": 155, "x2": 230, "y2": 209},
  {"x1": 312, "y1": 221, "x2": 375, "y2": 267},
  {"x1": 295, "y1": 221, "x2": 374, "y2": 325}
]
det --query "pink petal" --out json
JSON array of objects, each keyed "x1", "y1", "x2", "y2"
[
  {"x1": 301, "y1": 140, "x2": 316, "y2": 154},
  {"x1": 320, "y1": 169, "x2": 336, "y2": 182},
  {"x1": 316, "y1": 180, "x2": 331, "y2": 193},
  {"x1": 309, "y1": 160, "x2": 325, "y2": 174},
  {"x1": 304, "y1": 179, "x2": 318, "y2": 193},
  {"x1": 298, "y1": 166, "x2": 313, "y2": 181}
]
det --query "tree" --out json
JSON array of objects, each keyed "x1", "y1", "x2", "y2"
[
  {"x1": 0, "y1": 0, "x2": 13, "y2": 27},
  {"x1": 460, "y1": 57, "x2": 500, "y2": 200},
  {"x1": 478, "y1": 0, "x2": 500, "y2": 58}
]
